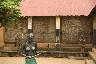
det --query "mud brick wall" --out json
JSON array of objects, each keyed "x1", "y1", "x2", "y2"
[
  {"x1": 61, "y1": 16, "x2": 92, "y2": 44},
  {"x1": 5, "y1": 18, "x2": 28, "y2": 43},
  {"x1": 4, "y1": 16, "x2": 93, "y2": 50},
  {"x1": 33, "y1": 17, "x2": 56, "y2": 43}
]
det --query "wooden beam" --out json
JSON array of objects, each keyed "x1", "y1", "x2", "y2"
[
  {"x1": 37, "y1": 43, "x2": 92, "y2": 49},
  {"x1": 93, "y1": 16, "x2": 96, "y2": 46}
]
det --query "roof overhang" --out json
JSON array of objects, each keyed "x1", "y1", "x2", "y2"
[{"x1": 20, "y1": 0, "x2": 96, "y2": 16}]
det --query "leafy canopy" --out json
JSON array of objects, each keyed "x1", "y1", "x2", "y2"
[{"x1": 0, "y1": 0, "x2": 21, "y2": 26}]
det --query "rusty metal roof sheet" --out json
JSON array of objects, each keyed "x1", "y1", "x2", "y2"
[{"x1": 20, "y1": 0, "x2": 96, "y2": 16}]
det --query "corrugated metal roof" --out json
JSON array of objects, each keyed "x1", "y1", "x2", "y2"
[{"x1": 20, "y1": 0, "x2": 96, "y2": 16}]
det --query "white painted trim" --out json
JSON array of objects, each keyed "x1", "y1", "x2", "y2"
[
  {"x1": 28, "y1": 16, "x2": 32, "y2": 29},
  {"x1": 56, "y1": 16, "x2": 60, "y2": 29}
]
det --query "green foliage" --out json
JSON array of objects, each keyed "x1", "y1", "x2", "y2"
[{"x1": 0, "y1": 0, "x2": 21, "y2": 26}]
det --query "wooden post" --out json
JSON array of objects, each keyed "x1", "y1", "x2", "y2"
[
  {"x1": 93, "y1": 16, "x2": 96, "y2": 47},
  {"x1": 56, "y1": 16, "x2": 60, "y2": 43},
  {"x1": 0, "y1": 26, "x2": 4, "y2": 47},
  {"x1": 93, "y1": 17, "x2": 96, "y2": 29},
  {"x1": 28, "y1": 16, "x2": 33, "y2": 36},
  {"x1": 28, "y1": 16, "x2": 32, "y2": 30}
]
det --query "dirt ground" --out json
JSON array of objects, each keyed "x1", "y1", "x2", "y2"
[
  {"x1": 36, "y1": 57, "x2": 85, "y2": 64},
  {"x1": 0, "y1": 57, "x2": 25, "y2": 64},
  {"x1": 0, "y1": 57, "x2": 94, "y2": 64}
]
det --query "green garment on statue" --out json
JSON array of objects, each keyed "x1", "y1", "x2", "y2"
[{"x1": 25, "y1": 58, "x2": 37, "y2": 64}]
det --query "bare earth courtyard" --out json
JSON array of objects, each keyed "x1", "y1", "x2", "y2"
[{"x1": 0, "y1": 57, "x2": 94, "y2": 64}]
